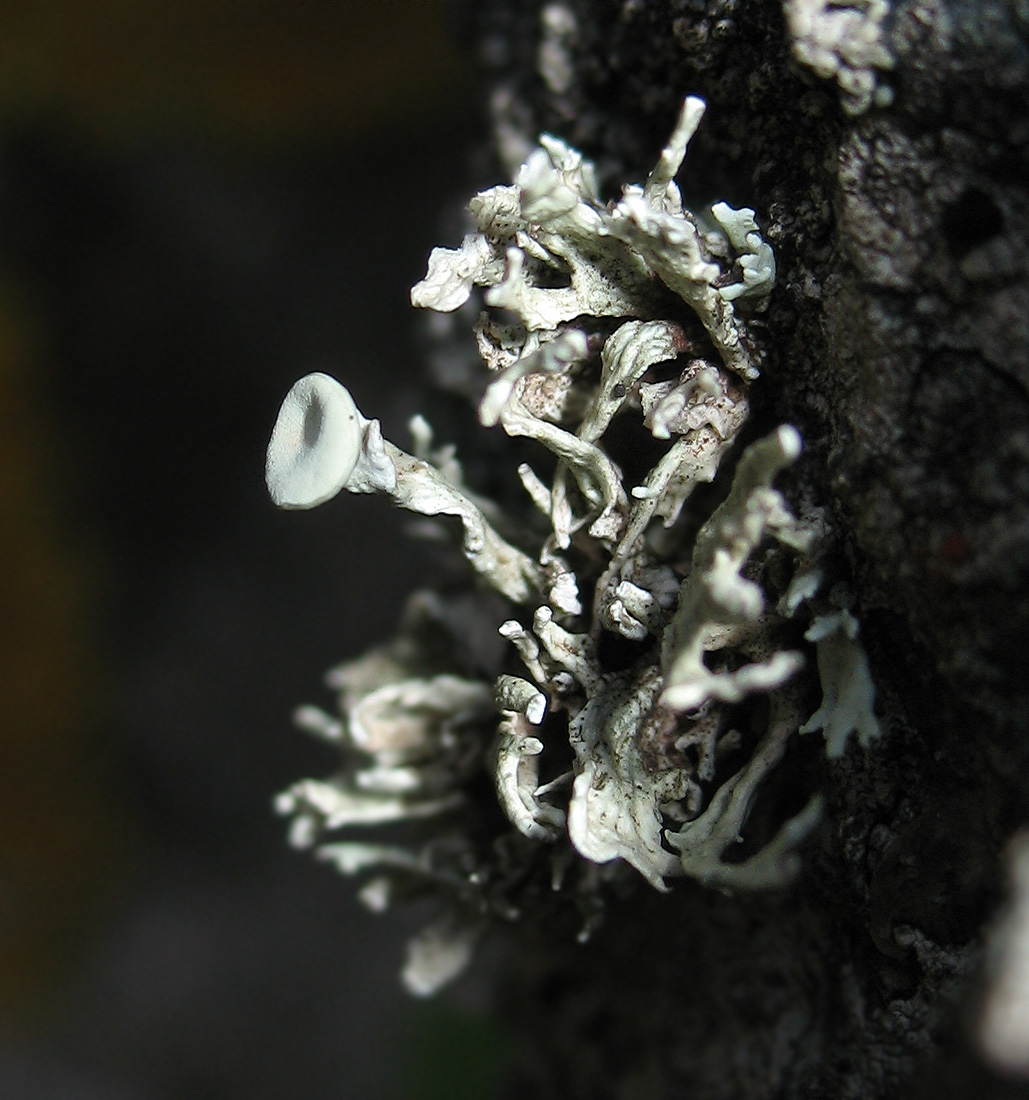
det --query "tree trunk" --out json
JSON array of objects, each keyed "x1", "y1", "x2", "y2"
[{"x1": 450, "y1": 2, "x2": 1029, "y2": 1096}]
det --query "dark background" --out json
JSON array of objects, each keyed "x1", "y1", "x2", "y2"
[{"x1": 0, "y1": 3, "x2": 502, "y2": 1096}]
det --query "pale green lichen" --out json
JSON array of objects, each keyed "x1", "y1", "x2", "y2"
[
  {"x1": 978, "y1": 832, "x2": 1029, "y2": 1078},
  {"x1": 266, "y1": 372, "x2": 540, "y2": 603},
  {"x1": 800, "y1": 609, "x2": 881, "y2": 757},
  {"x1": 267, "y1": 97, "x2": 881, "y2": 993},
  {"x1": 784, "y1": 0, "x2": 895, "y2": 115},
  {"x1": 412, "y1": 96, "x2": 766, "y2": 380}
]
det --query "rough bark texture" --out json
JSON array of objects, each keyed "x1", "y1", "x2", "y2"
[{"x1": 450, "y1": 2, "x2": 1029, "y2": 1097}]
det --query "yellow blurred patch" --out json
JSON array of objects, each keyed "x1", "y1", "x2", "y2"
[
  {"x1": 0, "y1": 284, "x2": 127, "y2": 1029},
  {"x1": 0, "y1": 0, "x2": 460, "y2": 145}
]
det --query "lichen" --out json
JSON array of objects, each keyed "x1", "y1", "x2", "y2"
[
  {"x1": 267, "y1": 97, "x2": 881, "y2": 992},
  {"x1": 977, "y1": 831, "x2": 1029, "y2": 1079},
  {"x1": 784, "y1": 0, "x2": 895, "y2": 115},
  {"x1": 800, "y1": 608, "x2": 882, "y2": 757}
]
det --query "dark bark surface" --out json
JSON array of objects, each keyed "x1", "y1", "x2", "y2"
[{"x1": 451, "y1": 2, "x2": 1029, "y2": 1096}]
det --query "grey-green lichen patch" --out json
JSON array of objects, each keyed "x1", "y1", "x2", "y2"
[
  {"x1": 800, "y1": 609, "x2": 881, "y2": 757},
  {"x1": 784, "y1": 0, "x2": 895, "y2": 115},
  {"x1": 977, "y1": 831, "x2": 1029, "y2": 1078},
  {"x1": 411, "y1": 95, "x2": 768, "y2": 380},
  {"x1": 267, "y1": 98, "x2": 881, "y2": 993}
]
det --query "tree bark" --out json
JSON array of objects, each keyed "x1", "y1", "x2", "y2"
[{"x1": 451, "y1": 2, "x2": 1029, "y2": 1096}]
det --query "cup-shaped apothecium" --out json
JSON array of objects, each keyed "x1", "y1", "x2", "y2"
[
  {"x1": 266, "y1": 372, "x2": 539, "y2": 603},
  {"x1": 266, "y1": 372, "x2": 398, "y2": 508},
  {"x1": 266, "y1": 373, "x2": 366, "y2": 508}
]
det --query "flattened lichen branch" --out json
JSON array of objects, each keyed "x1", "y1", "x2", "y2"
[
  {"x1": 266, "y1": 372, "x2": 541, "y2": 603},
  {"x1": 660, "y1": 425, "x2": 811, "y2": 713}
]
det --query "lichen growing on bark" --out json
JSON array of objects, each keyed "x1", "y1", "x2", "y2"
[{"x1": 266, "y1": 98, "x2": 880, "y2": 995}]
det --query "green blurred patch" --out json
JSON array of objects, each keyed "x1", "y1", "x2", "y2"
[{"x1": 404, "y1": 1001, "x2": 507, "y2": 1100}]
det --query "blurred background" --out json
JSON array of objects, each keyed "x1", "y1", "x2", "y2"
[{"x1": 0, "y1": 2, "x2": 503, "y2": 1096}]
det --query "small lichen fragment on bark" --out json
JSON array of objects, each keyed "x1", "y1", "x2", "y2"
[
  {"x1": 784, "y1": 0, "x2": 895, "y2": 114},
  {"x1": 977, "y1": 832, "x2": 1029, "y2": 1079},
  {"x1": 800, "y1": 609, "x2": 881, "y2": 757}
]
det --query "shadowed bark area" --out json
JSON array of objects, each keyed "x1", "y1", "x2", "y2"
[{"x1": 451, "y1": 2, "x2": 1029, "y2": 1096}]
